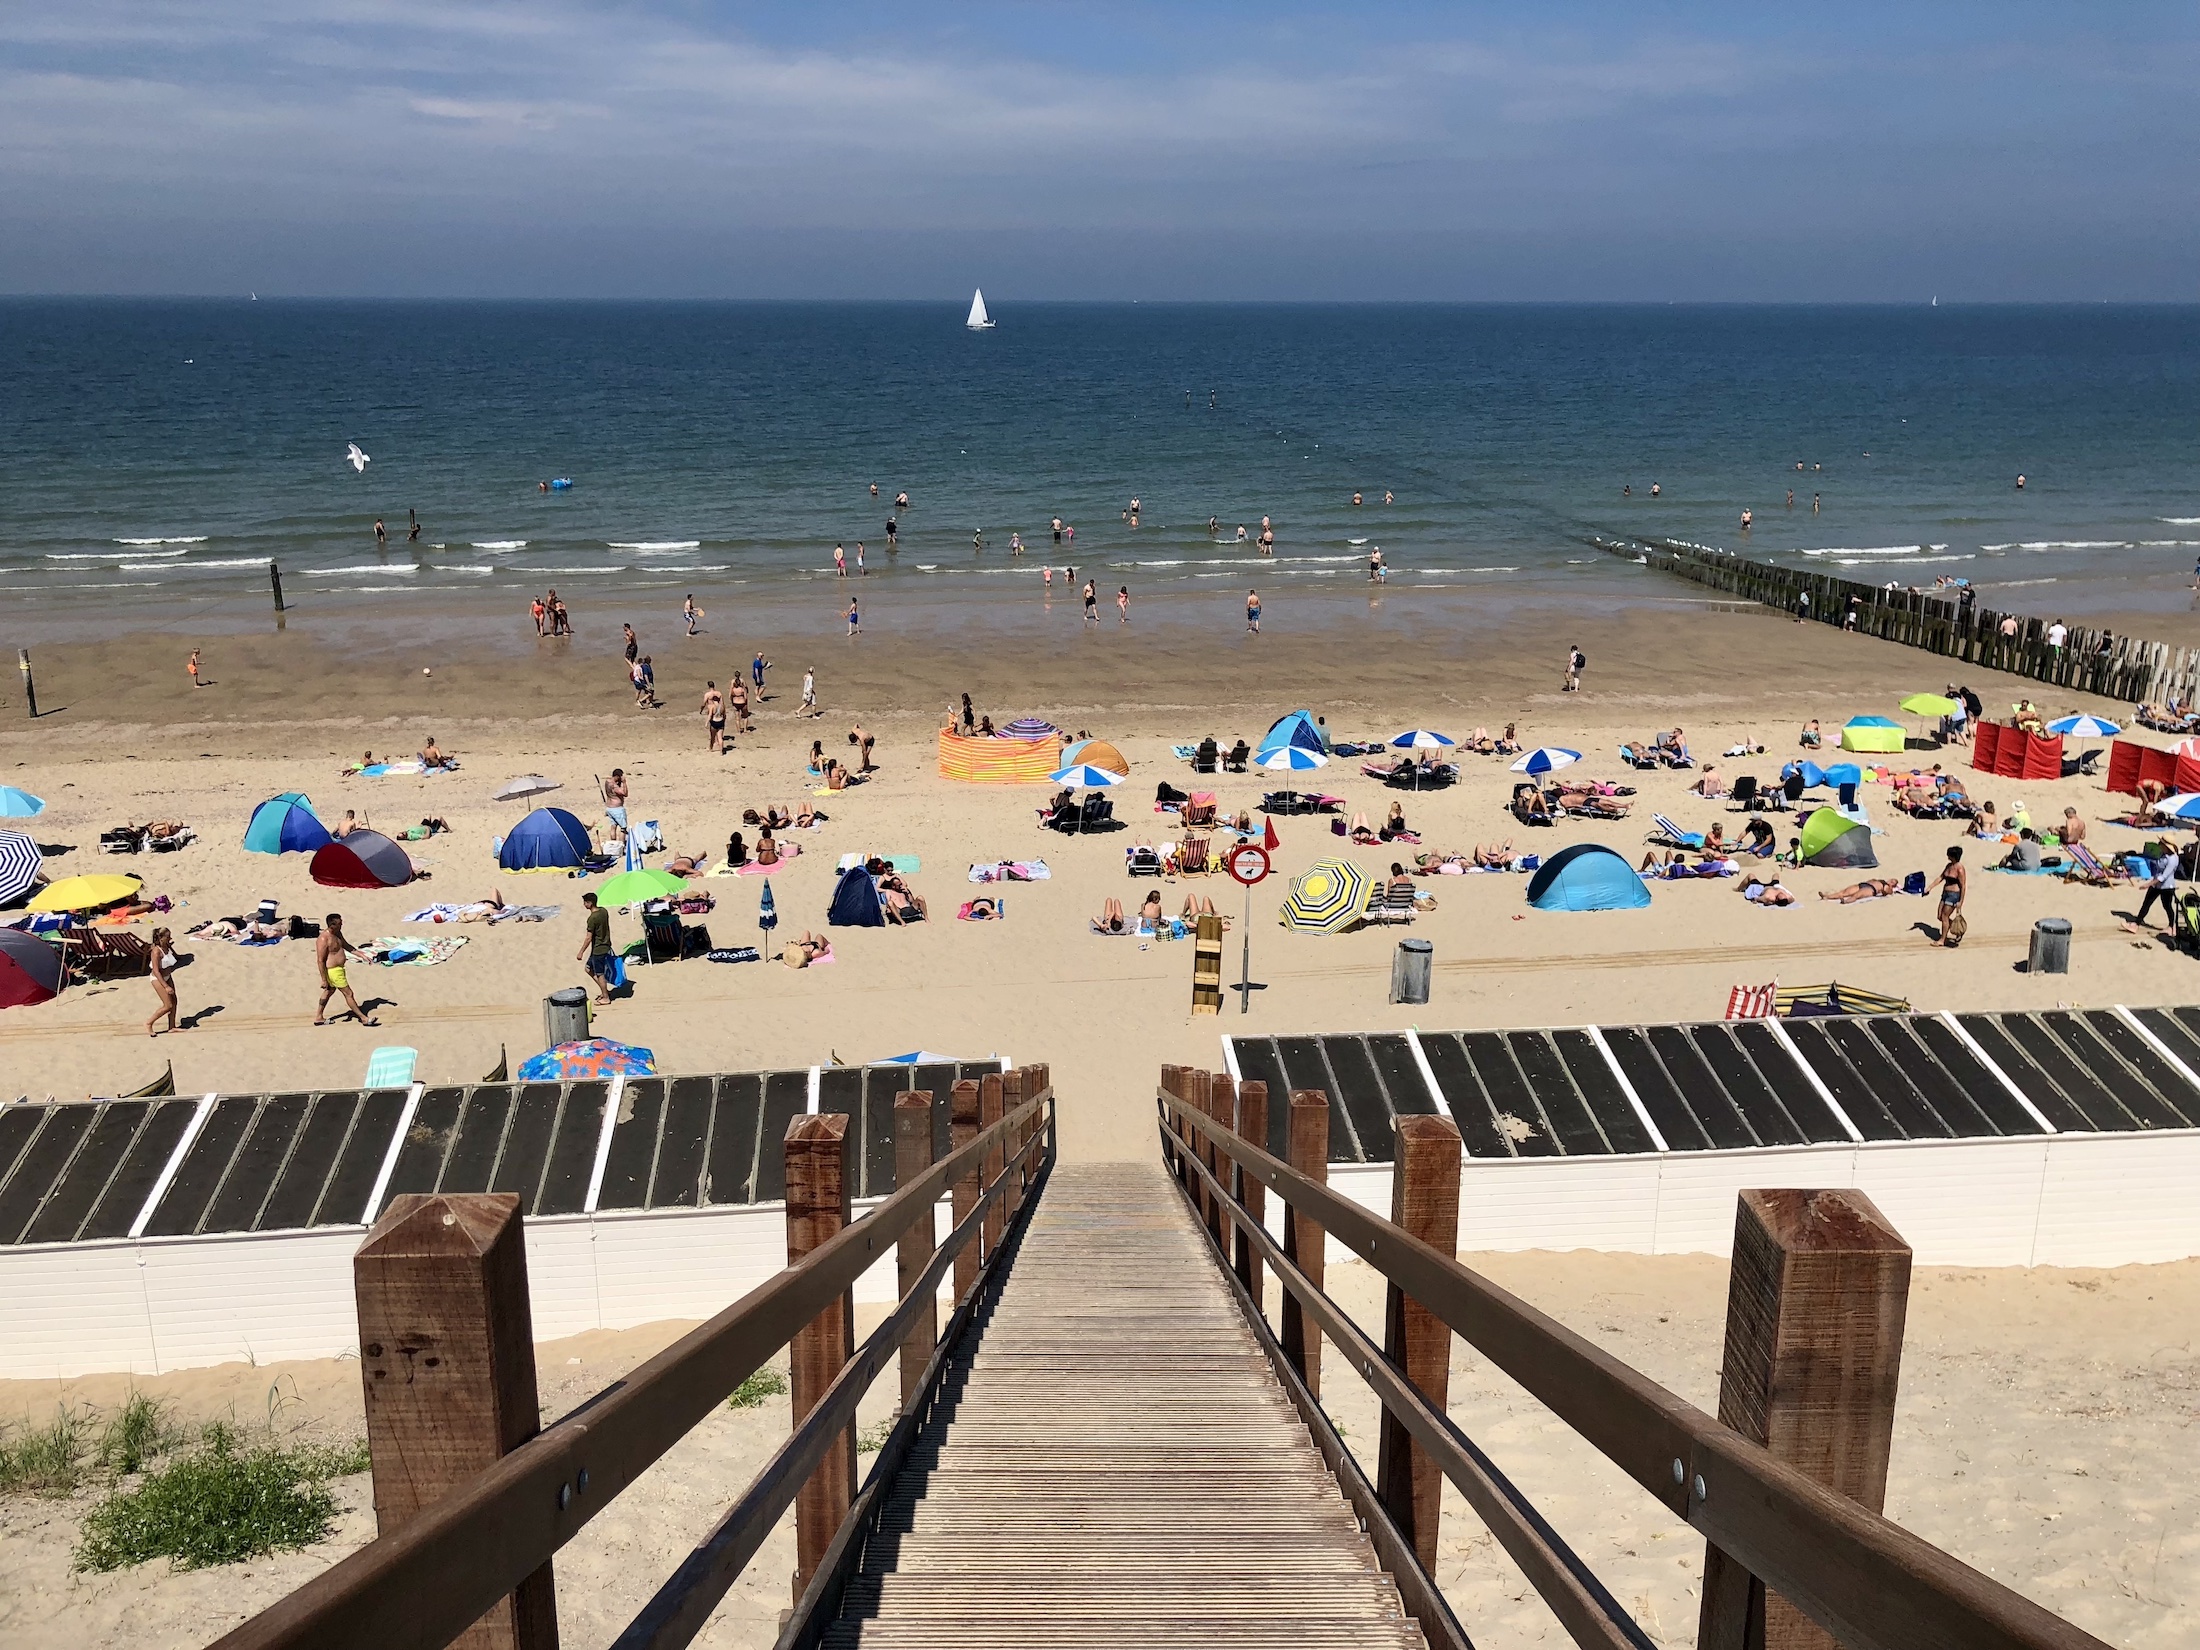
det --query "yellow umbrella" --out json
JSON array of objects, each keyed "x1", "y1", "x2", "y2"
[{"x1": 28, "y1": 873, "x2": 143, "y2": 913}]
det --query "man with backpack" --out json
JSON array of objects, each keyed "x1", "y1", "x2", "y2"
[{"x1": 1564, "y1": 644, "x2": 1585, "y2": 692}]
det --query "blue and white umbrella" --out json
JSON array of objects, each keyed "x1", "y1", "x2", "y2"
[
  {"x1": 0, "y1": 830, "x2": 39, "y2": 906},
  {"x1": 1049, "y1": 764, "x2": 1126, "y2": 788},
  {"x1": 1390, "y1": 729, "x2": 1455, "y2": 750},
  {"x1": 1256, "y1": 745, "x2": 1329, "y2": 771},
  {"x1": 2046, "y1": 714, "x2": 2122, "y2": 739},
  {"x1": 758, "y1": 879, "x2": 779, "y2": 933},
  {"x1": 1509, "y1": 747, "x2": 1581, "y2": 776},
  {"x1": 2150, "y1": 793, "x2": 2200, "y2": 820}
]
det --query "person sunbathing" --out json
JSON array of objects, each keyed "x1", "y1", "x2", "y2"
[
  {"x1": 781, "y1": 931, "x2": 832, "y2": 969},
  {"x1": 795, "y1": 802, "x2": 820, "y2": 828},
  {"x1": 1386, "y1": 863, "x2": 1417, "y2": 900},
  {"x1": 1225, "y1": 740, "x2": 1250, "y2": 770},
  {"x1": 1139, "y1": 889, "x2": 1165, "y2": 929},
  {"x1": 1512, "y1": 785, "x2": 1552, "y2": 824},
  {"x1": 1380, "y1": 802, "x2": 1416, "y2": 842},
  {"x1": 1799, "y1": 719, "x2": 1823, "y2": 748},
  {"x1": 2013, "y1": 700, "x2": 2045, "y2": 735},
  {"x1": 1494, "y1": 722, "x2": 1522, "y2": 756},
  {"x1": 807, "y1": 740, "x2": 826, "y2": 775},
  {"x1": 1091, "y1": 897, "x2": 1128, "y2": 934},
  {"x1": 1689, "y1": 768, "x2": 1726, "y2": 799},
  {"x1": 1462, "y1": 727, "x2": 1494, "y2": 755},
  {"x1": 334, "y1": 809, "x2": 368, "y2": 838},
  {"x1": 884, "y1": 874, "x2": 927, "y2": 921},
  {"x1": 755, "y1": 826, "x2": 780, "y2": 866},
  {"x1": 726, "y1": 832, "x2": 749, "y2": 866},
  {"x1": 419, "y1": 737, "x2": 455, "y2": 771},
  {"x1": 964, "y1": 896, "x2": 1000, "y2": 920},
  {"x1": 665, "y1": 852, "x2": 705, "y2": 877},
  {"x1": 1819, "y1": 878, "x2": 1899, "y2": 903},
  {"x1": 1180, "y1": 893, "x2": 1223, "y2": 920},
  {"x1": 1969, "y1": 802, "x2": 2002, "y2": 838},
  {"x1": 1349, "y1": 812, "x2": 1379, "y2": 844},
  {"x1": 823, "y1": 761, "x2": 850, "y2": 791},
  {"x1": 1473, "y1": 840, "x2": 1514, "y2": 868},
  {"x1": 1741, "y1": 875, "x2": 1795, "y2": 905}
]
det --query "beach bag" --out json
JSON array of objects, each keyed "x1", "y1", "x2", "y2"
[
  {"x1": 1942, "y1": 911, "x2": 1967, "y2": 946},
  {"x1": 1901, "y1": 871, "x2": 1927, "y2": 896}
]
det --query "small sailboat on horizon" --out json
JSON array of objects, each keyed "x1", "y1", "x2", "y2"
[{"x1": 966, "y1": 289, "x2": 994, "y2": 331}]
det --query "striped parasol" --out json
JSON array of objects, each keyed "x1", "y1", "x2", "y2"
[
  {"x1": 1256, "y1": 745, "x2": 1329, "y2": 771},
  {"x1": 0, "y1": 830, "x2": 40, "y2": 906},
  {"x1": 758, "y1": 879, "x2": 779, "y2": 933},
  {"x1": 2045, "y1": 715, "x2": 2121, "y2": 739},
  {"x1": 2149, "y1": 793, "x2": 2200, "y2": 821},
  {"x1": 1509, "y1": 747, "x2": 1581, "y2": 776},
  {"x1": 1049, "y1": 764, "x2": 1125, "y2": 788},
  {"x1": 1278, "y1": 858, "x2": 1370, "y2": 934},
  {"x1": 1389, "y1": 730, "x2": 1455, "y2": 749},
  {"x1": 1000, "y1": 717, "x2": 1059, "y2": 740}
]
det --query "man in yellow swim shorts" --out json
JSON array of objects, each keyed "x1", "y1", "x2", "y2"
[{"x1": 315, "y1": 912, "x2": 376, "y2": 1026}]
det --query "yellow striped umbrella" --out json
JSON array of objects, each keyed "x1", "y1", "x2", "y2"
[{"x1": 1278, "y1": 858, "x2": 1370, "y2": 934}]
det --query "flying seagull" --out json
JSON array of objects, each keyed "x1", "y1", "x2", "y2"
[{"x1": 347, "y1": 442, "x2": 371, "y2": 473}]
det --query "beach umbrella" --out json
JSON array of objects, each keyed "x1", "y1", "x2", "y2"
[
  {"x1": 28, "y1": 872, "x2": 141, "y2": 913},
  {"x1": 0, "y1": 929, "x2": 63, "y2": 1008},
  {"x1": 0, "y1": 830, "x2": 41, "y2": 906},
  {"x1": 1390, "y1": 730, "x2": 1456, "y2": 750},
  {"x1": 1000, "y1": 717, "x2": 1059, "y2": 740},
  {"x1": 517, "y1": 1038, "x2": 657, "y2": 1081},
  {"x1": 2149, "y1": 793, "x2": 2200, "y2": 821},
  {"x1": 0, "y1": 787, "x2": 46, "y2": 818},
  {"x1": 883, "y1": 1051, "x2": 965, "y2": 1064},
  {"x1": 1279, "y1": 858, "x2": 1370, "y2": 934},
  {"x1": 1509, "y1": 747, "x2": 1581, "y2": 776},
  {"x1": 1256, "y1": 745, "x2": 1329, "y2": 771},
  {"x1": 1898, "y1": 694, "x2": 1959, "y2": 717},
  {"x1": 597, "y1": 868, "x2": 686, "y2": 907},
  {"x1": 758, "y1": 879, "x2": 779, "y2": 934},
  {"x1": 1822, "y1": 762, "x2": 1863, "y2": 789},
  {"x1": 492, "y1": 775, "x2": 562, "y2": 801},
  {"x1": 1049, "y1": 764, "x2": 1126, "y2": 788},
  {"x1": 2046, "y1": 715, "x2": 2121, "y2": 739}
]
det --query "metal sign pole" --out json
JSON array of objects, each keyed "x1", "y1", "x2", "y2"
[{"x1": 1239, "y1": 879, "x2": 1252, "y2": 1013}]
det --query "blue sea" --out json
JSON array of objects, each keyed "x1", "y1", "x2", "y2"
[{"x1": 4, "y1": 301, "x2": 2199, "y2": 634}]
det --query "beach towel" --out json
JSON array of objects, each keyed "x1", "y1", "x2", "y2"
[
  {"x1": 969, "y1": 860, "x2": 1050, "y2": 883},
  {"x1": 733, "y1": 849, "x2": 800, "y2": 876},
  {"x1": 488, "y1": 904, "x2": 561, "y2": 923},
  {"x1": 838, "y1": 853, "x2": 919, "y2": 873},
  {"x1": 1171, "y1": 744, "x2": 1198, "y2": 760},
  {"x1": 353, "y1": 760, "x2": 457, "y2": 778},
  {"x1": 367, "y1": 935, "x2": 469, "y2": 966},
  {"x1": 706, "y1": 946, "x2": 761, "y2": 963},
  {"x1": 363, "y1": 1046, "x2": 418, "y2": 1087}
]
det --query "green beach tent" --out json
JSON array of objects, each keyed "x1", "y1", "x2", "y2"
[{"x1": 1798, "y1": 807, "x2": 1878, "y2": 869}]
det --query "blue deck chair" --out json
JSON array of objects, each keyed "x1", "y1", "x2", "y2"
[{"x1": 1651, "y1": 813, "x2": 1705, "y2": 849}]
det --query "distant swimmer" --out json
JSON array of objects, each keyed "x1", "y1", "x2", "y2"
[
  {"x1": 2016, "y1": 474, "x2": 2027, "y2": 490},
  {"x1": 1236, "y1": 524, "x2": 1248, "y2": 542},
  {"x1": 1383, "y1": 491, "x2": 1393, "y2": 505},
  {"x1": 1796, "y1": 461, "x2": 1805, "y2": 471},
  {"x1": 1786, "y1": 490, "x2": 1794, "y2": 508},
  {"x1": 347, "y1": 442, "x2": 370, "y2": 473},
  {"x1": 374, "y1": 517, "x2": 387, "y2": 544},
  {"x1": 870, "y1": 482, "x2": 879, "y2": 497},
  {"x1": 1623, "y1": 484, "x2": 1632, "y2": 498},
  {"x1": 1208, "y1": 516, "x2": 1218, "y2": 537},
  {"x1": 1083, "y1": 580, "x2": 1098, "y2": 625},
  {"x1": 1010, "y1": 532, "x2": 1024, "y2": 555},
  {"x1": 1740, "y1": 509, "x2": 1752, "y2": 531},
  {"x1": 1051, "y1": 516, "x2": 1063, "y2": 545},
  {"x1": 1649, "y1": 482, "x2": 1661, "y2": 498},
  {"x1": 1208, "y1": 389, "x2": 1216, "y2": 409},
  {"x1": 896, "y1": 491, "x2": 910, "y2": 510},
  {"x1": 407, "y1": 508, "x2": 420, "y2": 542},
  {"x1": 973, "y1": 528, "x2": 984, "y2": 553},
  {"x1": 886, "y1": 516, "x2": 897, "y2": 546},
  {"x1": 1352, "y1": 491, "x2": 1362, "y2": 507},
  {"x1": 1813, "y1": 493, "x2": 1821, "y2": 513},
  {"x1": 1043, "y1": 565, "x2": 1054, "y2": 591},
  {"x1": 1368, "y1": 548, "x2": 1384, "y2": 582}
]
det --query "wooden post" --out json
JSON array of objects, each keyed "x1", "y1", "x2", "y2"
[
  {"x1": 979, "y1": 1070, "x2": 1005, "y2": 1259},
  {"x1": 1001, "y1": 1067, "x2": 1027, "y2": 1215},
  {"x1": 1375, "y1": 1114, "x2": 1461, "y2": 1570},
  {"x1": 785, "y1": 1113, "x2": 854, "y2": 1605},
  {"x1": 270, "y1": 561, "x2": 286, "y2": 612},
  {"x1": 1281, "y1": 1091, "x2": 1329, "y2": 1397},
  {"x1": 1208, "y1": 1073, "x2": 1237, "y2": 1252},
  {"x1": 16, "y1": 651, "x2": 34, "y2": 720},
  {"x1": 1160, "y1": 1065, "x2": 1186, "y2": 1182},
  {"x1": 355, "y1": 1193, "x2": 557, "y2": 1650},
  {"x1": 1184, "y1": 1068, "x2": 1213, "y2": 1230},
  {"x1": 1233, "y1": 1080, "x2": 1267, "y2": 1306},
  {"x1": 893, "y1": 1092, "x2": 937, "y2": 1410},
  {"x1": 949, "y1": 1079, "x2": 981, "y2": 1304},
  {"x1": 1698, "y1": 1189, "x2": 1912, "y2": 1650}
]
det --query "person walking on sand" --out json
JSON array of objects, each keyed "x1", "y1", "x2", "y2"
[
  {"x1": 532, "y1": 595, "x2": 547, "y2": 637},
  {"x1": 1933, "y1": 845, "x2": 1968, "y2": 947},
  {"x1": 855, "y1": 542, "x2": 866, "y2": 574},
  {"x1": 701, "y1": 681, "x2": 726, "y2": 753},
  {"x1": 1118, "y1": 586, "x2": 1130, "y2": 624},
  {"x1": 145, "y1": 928, "x2": 181, "y2": 1037},
  {"x1": 801, "y1": 667, "x2": 817, "y2": 716},
  {"x1": 752, "y1": 653, "x2": 770, "y2": 693},
  {"x1": 623, "y1": 623, "x2": 640, "y2": 667},
  {"x1": 847, "y1": 596, "x2": 861, "y2": 636},
  {"x1": 314, "y1": 914, "x2": 376, "y2": 1026},
  {"x1": 578, "y1": 892, "x2": 616, "y2": 1005},
  {"x1": 684, "y1": 594, "x2": 702, "y2": 636},
  {"x1": 728, "y1": 673, "x2": 752, "y2": 732},
  {"x1": 1246, "y1": 589, "x2": 1262, "y2": 633},
  {"x1": 602, "y1": 768, "x2": 629, "y2": 830},
  {"x1": 187, "y1": 649, "x2": 206, "y2": 688}
]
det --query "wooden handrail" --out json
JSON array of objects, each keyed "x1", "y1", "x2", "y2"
[
  {"x1": 1157, "y1": 1087, "x2": 2109, "y2": 1650},
  {"x1": 213, "y1": 1086, "x2": 1053, "y2": 1650}
]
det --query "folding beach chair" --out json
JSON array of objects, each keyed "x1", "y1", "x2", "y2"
[
  {"x1": 1176, "y1": 834, "x2": 1211, "y2": 877},
  {"x1": 1192, "y1": 742, "x2": 1219, "y2": 774},
  {"x1": 364, "y1": 1046, "x2": 418, "y2": 1088},
  {"x1": 643, "y1": 906, "x2": 686, "y2": 960},
  {"x1": 1183, "y1": 794, "x2": 1218, "y2": 827},
  {"x1": 2059, "y1": 842, "x2": 2122, "y2": 886},
  {"x1": 1725, "y1": 981, "x2": 1778, "y2": 1021},
  {"x1": 1364, "y1": 882, "x2": 1418, "y2": 925},
  {"x1": 63, "y1": 929, "x2": 153, "y2": 981},
  {"x1": 1125, "y1": 843, "x2": 1165, "y2": 877},
  {"x1": 1651, "y1": 813, "x2": 1706, "y2": 849},
  {"x1": 1078, "y1": 795, "x2": 1115, "y2": 831}
]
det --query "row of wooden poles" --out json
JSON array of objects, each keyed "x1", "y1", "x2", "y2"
[
  {"x1": 1603, "y1": 534, "x2": 2198, "y2": 706},
  {"x1": 334, "y1": 1064, "x2": 1049, "y2": 1650},
  {"x1": 1159, "y1": 1062, "x2": 1929, "y2": 1650}
]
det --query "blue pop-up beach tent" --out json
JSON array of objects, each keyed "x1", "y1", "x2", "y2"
[
  {"x1": 827, "y1": 864, "x2": 885, "y2": 927},
  {"x1": 1258, "y1": 709, "x2": 1327, "y2": 757},
  {"x1": 1525, "y1": 843, "x2": 1652, "y2": 912},
  {"x1": 498, "y1": 806, "x2": 591, "y2": 870},
  {"x1": 244, "y1": 793, "x2": 332, "y2": 855}
]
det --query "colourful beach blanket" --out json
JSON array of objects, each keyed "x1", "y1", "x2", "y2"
[
  {"x1": 351, "y1": 760, "x2": 458, "y2": 778},
  {"x1": 367, "y1": 935, "x2": 469, "y2": 966},
  {"x1": 968, "y1": 859, "x2": 1050, "y2": 883}
]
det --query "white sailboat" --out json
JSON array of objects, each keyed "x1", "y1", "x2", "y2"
[{"x1": 966, "y1": 288, "x2": 994, "y2": 331}]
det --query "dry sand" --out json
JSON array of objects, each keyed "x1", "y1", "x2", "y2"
[
  {"x1": 2, "y1": 591, "x2": 2194, "y2": 1645},
  {"x1": 1, "y1": 1252, "x2": 2191, "y2": 1649}
]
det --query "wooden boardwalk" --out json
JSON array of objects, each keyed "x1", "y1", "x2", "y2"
[{"x1": 820, "y1": 1161, "x2": 1428, "y2": 1649}]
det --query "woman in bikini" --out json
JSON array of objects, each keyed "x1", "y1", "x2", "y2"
[
  {"x1": 782, "y1": 931, "x2": 832, "y2": 968},
  {"x1": 1819, "y1": 878, "x2": 1899, "y2": 903},
  {"x1": 1091, "y1": 898, "x2": 1128, "y2": 934},
  {"x1": 146, "y1": 928, "x2": 181, "y2": 1037}
]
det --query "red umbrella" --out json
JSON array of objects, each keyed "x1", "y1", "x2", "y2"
[{"x1": 0, "y1": 928, "x2": 63, "y2": 1008}]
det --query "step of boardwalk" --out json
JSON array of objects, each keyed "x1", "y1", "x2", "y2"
[{"x1": 819, "y1": 1161, "x2": 1427, "y2": 1649}]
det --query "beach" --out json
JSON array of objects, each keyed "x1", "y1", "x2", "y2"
[{"x1": 3, "y1": 580, "x2": 2195, "y2": 1646}]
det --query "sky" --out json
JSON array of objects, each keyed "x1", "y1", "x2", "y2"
[{"x1": 3, "y1": 2, "x2": 2197, "y2": 301}]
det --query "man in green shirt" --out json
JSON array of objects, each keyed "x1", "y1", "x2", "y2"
[{"x1": 577, "y1": 891, "x2": 615, "y2": 1003}]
